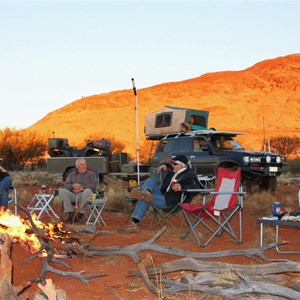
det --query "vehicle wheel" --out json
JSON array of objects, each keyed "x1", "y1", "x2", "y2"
[{"x1": 259, "y1": 176, "x2": 277, "y2": 193}]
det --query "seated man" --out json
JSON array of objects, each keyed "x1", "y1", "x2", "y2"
[
  {"x1": 0, "y1": 165, "x2": 13, "y2": 210},
  {"x1": 118, "y1": 155, "x2": 201, "y2": 234},
  {"x1": 58, "y1": 157, "x2": 98, "y2": 223}
]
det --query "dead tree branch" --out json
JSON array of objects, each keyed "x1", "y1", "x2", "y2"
[
  {"x1": 162, "y1": 275, "x2": 300, "y2": 299},
  {"x1": 66, "y1": 226, "x2": 284, "y2": 263},
  {"x1": 129, "y1": 257, "x2": 300, "y2": 277},
  {"x1": 0, "y1": 234, "x2": 30, "y2": 300}
]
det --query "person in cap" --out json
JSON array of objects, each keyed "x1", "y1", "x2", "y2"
[
  {"x1": 118, "y1": 155, "x2": 201, "y2": 234},
  {"x1": 0, "y1": 165, "x2": 13, "y2": 210}
]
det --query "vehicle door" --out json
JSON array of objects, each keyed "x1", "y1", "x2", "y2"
[
  {"x1": 151, "y1": 138, "x2": 179, "y2": 166},
  {"x1": 187, "y1": 137, "x2": 217, "y2": 175}
]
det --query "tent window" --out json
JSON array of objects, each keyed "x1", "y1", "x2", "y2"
[
  {"x1": 155, "y1": 112, "x2": 172, "y2": 128},
  {"x1": 189, "y1": 115, "x2": 206, "y2": 127}
]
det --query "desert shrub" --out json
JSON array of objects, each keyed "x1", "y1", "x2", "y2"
[
  {"x1": 287, "y1": 157, "x2": 300, "y2": 175},
  {"x1": 268, "y1": 136, "x2": 300, "y2": 159},
  {"x1": 10, "y1": 188, "x2": 33, "y2": 206},
  {"x1": 246, "y1": 191, "x2": 277, "y2": 215},
  {"x1": 0, "y1": 128, "x2": 47, "y2": 170},
  {"x1": 11, "y1": 171, "x2": 62, "y2": 189},
  {"x1": 103, "y1": 177, "x2": 133, "y2": 212}
]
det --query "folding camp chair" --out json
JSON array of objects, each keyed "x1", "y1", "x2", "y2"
[
  {"x1": 149, "y1": 203, "x2": 183, "y2": 230},
  {"x1": 146, "y1": 167, "x2": 187, "y2": 230},
  {"x1": 8, "y1": 186, "x2": 18, "y2": 216},
  {"x1": 180, "y1": 167, "x2": 246, "y2": 247}
]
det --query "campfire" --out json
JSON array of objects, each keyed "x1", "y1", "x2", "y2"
[{"x1": 0, "y1": 208, "x2": 76, "y2": 254}]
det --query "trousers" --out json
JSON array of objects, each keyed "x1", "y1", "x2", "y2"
[
  {"x1": 131, "y1": 178, "x2": 167, "y2": 222},
  {"x1": 0, "y1": 176, "x2": 13, "y2": 209},
  {"x1": 58, "y1": 188, "x2": 93, "y2": 214}
]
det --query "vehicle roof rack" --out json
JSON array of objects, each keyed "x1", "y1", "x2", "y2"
[{"x1": 146, "y1": 129, "x2": 245, "y2": 140}]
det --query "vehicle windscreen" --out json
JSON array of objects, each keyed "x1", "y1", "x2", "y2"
[{"x1": 210, "y1": 135, "x2": 244, "y2": 150}]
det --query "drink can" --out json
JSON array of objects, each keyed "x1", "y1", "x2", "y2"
[{"x1": 272, "y1": 202, "x2": 281, "y2": 216}]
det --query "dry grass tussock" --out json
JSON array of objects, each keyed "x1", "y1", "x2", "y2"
[
  {"x1": 278, "y1": 173, "x2": 300, "y2": 186},
  {"x1": 246, "y1": 190, "x2": 296, "y2": 217},
  {"x1": 102, "y1": 177, "x2": 133, "y2": 212},
  {"x1": 246, "y1": 191, "x2": 278, "y2": 216}
]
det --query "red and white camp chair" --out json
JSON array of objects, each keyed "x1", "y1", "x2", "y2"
[{"x1": 180, "y1": 167, "x2": 246, "y2": 247}]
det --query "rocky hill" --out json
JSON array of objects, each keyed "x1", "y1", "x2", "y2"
[{"x1": 28, "y1": 53, "x2": 300, "y2": 160}]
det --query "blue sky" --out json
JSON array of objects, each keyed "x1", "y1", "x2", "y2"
[{"x1": 0, "y1": 0, "x2": 299, "y2": 129}]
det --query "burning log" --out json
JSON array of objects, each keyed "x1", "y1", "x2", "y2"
[
  {"x1": 21, "y1": 205, "x2": 108, "y2": 282},
  {"x1": 0, "y1": 206, "x2": 107, "y2": 283}
]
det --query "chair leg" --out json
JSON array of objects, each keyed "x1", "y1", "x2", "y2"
[
  {"x1": 149, "y1": 205, "x2": 182, "y2": 230},
  {"x1": 202, "y1": 208, "x2": 242, "y2": 247},
  {"x1": 181, "y1": 210, "x2": 204, "y2": 247}
]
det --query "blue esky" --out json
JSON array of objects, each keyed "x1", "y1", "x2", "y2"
[{"x1": 0, "y1": 0, "x2": 299, "y2": 129}]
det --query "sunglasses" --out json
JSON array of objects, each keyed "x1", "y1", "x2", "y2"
[{"x1": 172, "y1": 162, "x2": 180, "y2": 165}]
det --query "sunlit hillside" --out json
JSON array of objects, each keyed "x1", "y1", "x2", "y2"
[{"x1": 28, "y1": 54, "x2": 300, "y2": 160}]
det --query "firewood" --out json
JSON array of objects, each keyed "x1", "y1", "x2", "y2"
[
  {"x1": 129, "y1": 258, "x2": 300, "y2": 277},
  {"x1": 37, "y1": 279, "x2": 57, "y2": 300},
  {"x1": 0, "y1": 234, "x2": 30, "y2": 300},
  {"x1": 162, "y1": 275, "x2": 300, "y2": 299}
]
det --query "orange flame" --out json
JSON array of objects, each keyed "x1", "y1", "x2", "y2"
[{"x1": 0, "y1": 208, "x2": 72, "y2": 253}]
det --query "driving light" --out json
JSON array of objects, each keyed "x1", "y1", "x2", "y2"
[{"x1": 266, "y1": 156, "x2": 271, "y2": 163}]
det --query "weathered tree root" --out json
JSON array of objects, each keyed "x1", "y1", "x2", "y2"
[
  {"x1": 134, "y1": 256, "x2": 300, "y2": 299},
  {"x1": 162, "y1": 275, "x2": 300, "y2": 299},
  {"x1": 65, "y1": 226, "x2": 286, "y2": 263},
  {"x1": 0, "y1": 234, "x2": 31, "y2": 300},
  {"x1": 129, "y1": 257, "x2": 300, "y2": 277}
]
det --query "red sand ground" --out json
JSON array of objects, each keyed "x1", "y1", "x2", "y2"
[{"x1": 5, "y1": 183, "x2": 300, "y2": 300}]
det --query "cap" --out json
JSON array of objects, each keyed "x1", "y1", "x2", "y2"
[{"x1": 170, "y1": 155, "x2": 189, "y2": 166}]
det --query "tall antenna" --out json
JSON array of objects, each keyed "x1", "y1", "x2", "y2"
[{"x1": 131, "y1": 78, "x2": 140, "y2": 185}]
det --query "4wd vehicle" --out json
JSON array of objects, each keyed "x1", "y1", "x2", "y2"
[{"x1": 150, "y1": 130, "x2": 287, "y2": 192}]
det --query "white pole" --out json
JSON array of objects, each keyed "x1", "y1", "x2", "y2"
[{"x1": 131, "y1": 78, "x2": 140, "y2": 185}]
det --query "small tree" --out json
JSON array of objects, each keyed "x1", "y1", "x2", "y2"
[
  {"x1": 267, "y1": 136, "x2": 300, "y2": 159},
  {"x1": 0, "y1": 128, "x2": 47, "y2": 170}
]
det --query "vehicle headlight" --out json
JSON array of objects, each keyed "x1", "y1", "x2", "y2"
[
  {"x1": 276, "y1": 156, "x2": 282, "y2": 163},
  {"x1": 243, "y1": 156, "x2": 249, "y2": 164},
  {"x1": 266, "y1": 156, "x2": 271, "y2": 163}
]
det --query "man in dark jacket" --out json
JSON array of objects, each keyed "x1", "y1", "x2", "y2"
[
  {"x1": 0, "y1": 165, "x2": 13, "y2": 209},
  {"x1": 118, "y1": 155, "x2": 201, "y2": 234}
]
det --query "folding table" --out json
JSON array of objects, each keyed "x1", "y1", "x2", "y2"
[
  {"x1": 257, "y1": 217, "x2": 300, "y2": 254},
  {"x1": 27, "y1": 193, "x2": 59, "y2": 220},
  {"x1": 86, "y1": 198, "x2": 107, "y2": 227}
]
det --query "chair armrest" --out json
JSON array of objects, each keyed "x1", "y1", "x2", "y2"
[{"x1": 184, "y1": 188, "x2": 216, "y2": 194}]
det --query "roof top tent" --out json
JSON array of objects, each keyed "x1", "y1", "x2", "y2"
[{"x1": 145, "y1": 106, "x2": 209, "y2": 138}]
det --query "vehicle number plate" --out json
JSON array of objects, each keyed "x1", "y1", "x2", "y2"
[{"x1": 269, "y1": 166, "x2": 278, "y2": 172}]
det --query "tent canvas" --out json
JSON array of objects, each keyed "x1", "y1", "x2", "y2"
[{"x1": 145, "y1": 106, "x2": 209, "y2": 136}]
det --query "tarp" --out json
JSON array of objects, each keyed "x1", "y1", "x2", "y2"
[{"x1": 145, "y1": 106, "x2": 209, "y2": 137}]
